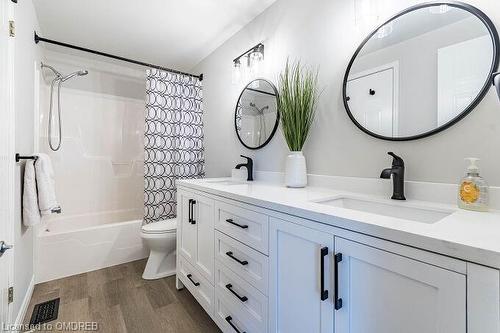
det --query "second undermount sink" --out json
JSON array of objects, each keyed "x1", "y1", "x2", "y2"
[{"x1": 315, "y1": 196, "x2": 452, "y2": 224}]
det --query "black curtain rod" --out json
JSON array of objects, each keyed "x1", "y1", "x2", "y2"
[
  {"x1": 34, "y1": 32, "x2": 203, "y2": 81},
  {"x1": 246, "y1": 87, "x2": 276, "y2": 96}
]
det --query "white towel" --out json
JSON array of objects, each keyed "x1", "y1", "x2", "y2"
[
  {"x1": 22, "y1": 160, "x2": 41, "y2": 226},
  {"x1": 34, "y1": 153, "x2": 60, "y2": 215},
  {"x1": 22, "y1": 154, "x2": 60, "y2": 227}
]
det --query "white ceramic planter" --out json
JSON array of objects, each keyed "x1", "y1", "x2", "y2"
[{"x1": 285, "y1": 151, "x2": 307, "y2": 188}]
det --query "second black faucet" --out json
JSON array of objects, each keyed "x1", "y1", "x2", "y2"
[
  {"x1": 380, "y1": 152, "x2": 406, "y2": 200},
  {"x1": 235, "y1": 155, "x2": 253, "y2": 181}
]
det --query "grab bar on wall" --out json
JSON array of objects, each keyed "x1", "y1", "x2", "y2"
[{"x1": 15, "y1": 153, "x2": 38, "y2": 163}]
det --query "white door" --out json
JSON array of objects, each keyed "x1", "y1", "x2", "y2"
[
  {"x1": 347, "y1": 67, "x2": 396, "y2": 137},
  {"x1": 178, "y1": 190, "x2": 197, "y2": 263},
  {"x1": 193, "y1": 193, "x2": 214, "y2": 283},
  {"x1": 269, "y1": 217, "x2": 334, "y2": 333},
  {"x1": 437, "y1": 35, "x2": 492, "y2": 126},
  {"x1": 335, "y1": 237, "x2": 466, "y2": 333},
  {"x1": 0, "y1": 0, "x2": 15, "y2": 326}
]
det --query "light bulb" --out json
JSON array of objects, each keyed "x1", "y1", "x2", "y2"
[
  {"x1": 232, "y1": 59, "x2": 242, "y2": 84},
  {"x1": 376, "y1": 22, "x2": 393, "y2": 39},
  {"x1": 429, "y1": 5, "x2": 450, "y2": 14}
]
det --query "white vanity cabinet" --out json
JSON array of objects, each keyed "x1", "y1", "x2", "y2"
[
  {"x1": 334, "y1": 237, "x2": 466, "y2": 333},
  {"x1": 176, "y1": 185, "x2": 500, "y2": 333},
  {"x1": 177, "y1": 188, "x2": 215, "y2": 284},
  {"x1": 269, "y1": 217, "x2": 334, "y2": 333}
]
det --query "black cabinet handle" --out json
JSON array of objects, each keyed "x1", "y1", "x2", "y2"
[
  {"x1": 334, "y1": 253, "x2": 343, "y2": 310},
  {"x1": 226, "y1": 218, "x2": 248, "y2": 229},
  {"x1": 188, "y1": 199, "x2": 193, "y2": 223},
  {"x1": 225, "y1": 316, "x2": 245, "y2": 333},
  {"x1": 225, "y1": 283, "x2": 248, "y2": 302},
  {"x1": 186, "y1": 274, "x2": 200, "y2": 287},
  {"x1": 189, "y1": 199, "x2": 197, "y2": 224},
  {"x1": 226, "y1": 251, "x2": 248, "y2": 266},
  {"x1": 369, "y1": 89, "x2": 376, "y2": 95},
  {"x1": 320, "y1": 247, "x2": 329, "y2": 301}
]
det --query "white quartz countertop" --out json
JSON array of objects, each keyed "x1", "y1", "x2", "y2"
[{"x1": 178, "y1": 178, "x2": 500, "y2": 270}]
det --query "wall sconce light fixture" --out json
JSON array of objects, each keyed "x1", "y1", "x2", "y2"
[{"x1": 232, "y1": 43, "x2": 264, "y2": 84}]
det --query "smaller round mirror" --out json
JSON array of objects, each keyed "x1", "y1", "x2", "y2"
[{"x1": 235, "y1": 79, "x2": 279, "y2": 149}]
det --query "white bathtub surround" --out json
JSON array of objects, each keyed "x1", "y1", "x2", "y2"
[
  {"x1": 38, "y1": 86, "x2": 145, "y2": 224},
  {"x1": 285, "y1": 151, "x2": 307, "y2": 187},
  {"x1": 36, "y1": 216, "x2": 147, "y2": 283}
]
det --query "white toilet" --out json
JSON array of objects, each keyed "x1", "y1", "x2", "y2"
[{"x1": 140, "y1": 218, "x2": 177, "y2": 280}]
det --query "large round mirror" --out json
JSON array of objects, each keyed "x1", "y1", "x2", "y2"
[
  {"x1": 343, "y1": 2, "x2": 499, "y2": 141},
  {"x1": 235, "y1": 79, "x2": 279, "y2": 149}
]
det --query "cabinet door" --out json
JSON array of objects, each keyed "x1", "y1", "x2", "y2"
[
  {"x1": 178, "y1": 190, "x2": 197, "y2": 263},
  {"x1": 269, "y1": 217, "x2": 334, "y2": 333},
  {"x1": 193, "y1": 193, "x2": 215, "y2": 283},
  {"x1": 335, "y1": 237, "x2": 466, "y2": 333}
]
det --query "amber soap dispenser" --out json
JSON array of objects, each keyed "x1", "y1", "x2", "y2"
[{"x1": 458, "y1": 158, "x2": 489, "y2": 212}]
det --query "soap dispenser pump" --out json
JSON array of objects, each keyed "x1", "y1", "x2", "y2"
[{"x1": 458, "y1": 158, "x2": 489, "y2": 211}]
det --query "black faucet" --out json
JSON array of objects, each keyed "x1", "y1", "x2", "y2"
[
  {"x1": 380, "y1": 152, "x2": 406, "y2": 200},
  {"x1": 235, "y1": 155, "x2": 253, "y2": 181}
]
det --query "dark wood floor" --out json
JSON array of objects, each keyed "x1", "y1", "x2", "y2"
[{"x1": 23, "y1": 259, "x2": 221, "y2": 333}]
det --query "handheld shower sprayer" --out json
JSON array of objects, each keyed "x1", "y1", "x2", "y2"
[{"x1": 41, "y1": 62, "x2": 88, "y2": 151}]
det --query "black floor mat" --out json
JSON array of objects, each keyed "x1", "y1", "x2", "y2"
[{"x1": 29, "y1": 298, "x2": 60, "y2": 325}]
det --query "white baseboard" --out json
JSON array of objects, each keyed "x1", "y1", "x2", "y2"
[{"x1": 14, "y1": 275, "x2": 34, "y2": 328}]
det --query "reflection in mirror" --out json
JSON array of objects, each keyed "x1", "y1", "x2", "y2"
[
  {"x1": 344, "y1": 2, "x2": 498, "y2": 140},
  {"x1": 235, "y1": 79, "x2": 279, "y2": 149}
]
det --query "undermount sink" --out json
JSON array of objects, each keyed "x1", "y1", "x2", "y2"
[
  {"x1": 205, "y1": 179, "x2": 247, "y2": 186},
  {"x1": 315, "y1": 196, "x2": 452, "y2": 224}
]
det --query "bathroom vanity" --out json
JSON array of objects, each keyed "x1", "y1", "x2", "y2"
[{"x1": 175, "y1": 177, "x2": 500, "y2": 333}]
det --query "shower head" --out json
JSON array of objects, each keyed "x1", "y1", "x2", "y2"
[
  {"x1": 61, "y1": 70, "x2": 88, "y2": 82},
  {"x1": 41, "y1": 62, "x2": 63, "y2": 79}
]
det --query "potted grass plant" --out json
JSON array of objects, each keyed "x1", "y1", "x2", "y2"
[{"x1": 278, "y1": 60, "x2": 319, "y2": 188}]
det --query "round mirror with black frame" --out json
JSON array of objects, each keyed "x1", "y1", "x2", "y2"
[
  {"x1": 343, "y1": 1, "x2": 499, "y2": 141},
  {"x1": 235, "y1": 79, "x2": 279, "y2": 149}
]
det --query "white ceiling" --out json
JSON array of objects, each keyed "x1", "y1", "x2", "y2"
[{"x1": 33, "y1": 0, "x2": 276, "y2": 72}]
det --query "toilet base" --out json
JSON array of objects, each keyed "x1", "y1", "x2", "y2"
[{"x1": 142, "y1": 249, "x2": 176, "y2": 280}]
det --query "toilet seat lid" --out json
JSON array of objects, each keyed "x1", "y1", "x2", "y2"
[{"x1": 141, "y1": 218, "x2": 177, "y2": 234}]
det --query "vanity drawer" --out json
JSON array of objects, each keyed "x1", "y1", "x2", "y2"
[
  {"x1": 215, "y1": 261, "x2": 268, "y2": 332},
  {"x1": 214, "y1": 291, "x2": 264, "y2": 333},
  {"x1": 178, "y1": 255, "x2": 214, "y2": 316},
  {"x1": 215, "y1": 200, "x2": 269, "y2": 254},
  {"x1": 215, "y1": 231, "x2": 269, "y2": 295}
]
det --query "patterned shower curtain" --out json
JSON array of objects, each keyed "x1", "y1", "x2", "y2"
[{"x1": 143, "y1": 69, "x2": 205, "y2": 224}]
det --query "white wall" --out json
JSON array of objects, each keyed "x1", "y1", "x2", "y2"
[
  {"x1": 12, "y1": 0, "x2": 40, "y2": 322},
  {"x1": 192, "y1": 0, "x2": 500, "y2": 186}
]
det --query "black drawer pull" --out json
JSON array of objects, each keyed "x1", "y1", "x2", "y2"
[
  {"x1": 186, "y1": 274, "x2": 200, "y2": 287},
  {"x1": 225, "y1": 316, "x2": 245, "y2": 333},
  {"x1": 320, "y1": 247, "x2": 328, "y2": 301},
  {"x1": 226, "y1": 251, "x2": 248, "y2": 266},
  {"x1": 189, "y1": 200, "x2": 197, "y2": 224},
  {"x1": 334, "y1": 253, "x2": 343, "y2": 310},
  {"x1": 225, "y1": 283, "x2": 248, "y2": 302},
  {"x1": 226, "y1": 218, "x2": 248, "y2": 229}
]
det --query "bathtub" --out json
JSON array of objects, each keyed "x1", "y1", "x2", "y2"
[{"x1": 36, "y1": 210, "x2": 148, "y2": 283}]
